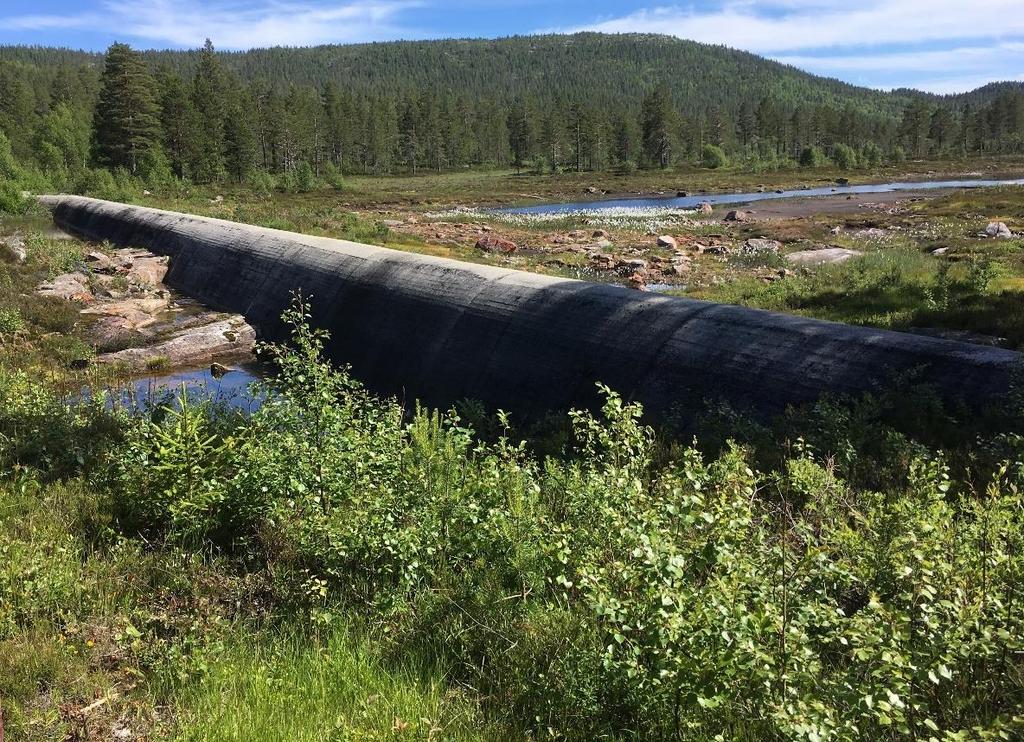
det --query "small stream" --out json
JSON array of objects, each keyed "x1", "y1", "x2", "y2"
[{"x1": 503, "y1": 176, "x2": 1024, "y2": 215}]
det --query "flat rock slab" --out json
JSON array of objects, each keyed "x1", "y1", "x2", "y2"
[
  {"x1": 81, "y1": 297, "x2": 171, "y2": 331},
  {"x1": 95, "y1": 316, "x2": 257, "y2": 369},
  {"x1": 786, "y1": 247, "x2": 862, "y2": 266},
  {"x1": 38, "y1": 272, "x2": 93, "y2": 302}
]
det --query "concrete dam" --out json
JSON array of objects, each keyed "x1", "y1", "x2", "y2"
[{"x1": 42, "y1": 195, "x2": 1021, "y2": 422}]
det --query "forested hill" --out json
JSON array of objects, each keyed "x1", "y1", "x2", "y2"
[
  {"x1": 0, "y1": 33, "x2": 1023, "y2": 192},
  {"x1": 161, "y1": 34, "x2": 913, "y2": 115},
  {"x1": 0, "y1": 34, "x2": 924, "y2": 115}
]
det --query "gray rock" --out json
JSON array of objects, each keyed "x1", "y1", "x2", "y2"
[
  {"x1": 785, "y1": 247, "x2": 862, "y2": 266},
  {"x1": 986, "y1": 222, "x2": 1013, "y2": 239},
  {"x1": 1, "y1": 235, "x2": 26, "y2": 263}
]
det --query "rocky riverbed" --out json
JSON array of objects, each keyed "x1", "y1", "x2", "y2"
[{"x1": 36, "y1": 245, "x2": 256, "y2": 371}]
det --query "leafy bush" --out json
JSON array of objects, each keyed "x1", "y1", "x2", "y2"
[
  {"x1": 700, "y1": 143, "x2": 729, "y2": 169},
  {"x1": 0, "y1": 369, "x2": 126, "y2": 479},
  {"x1": 799, "y1": 145, "x2": 826, "y2": 167},
  {"x1": 86, "y1": 301, "x2": 1024, "y2": 739},
  {"x1": 861, "y1": 141, "x2": 885, "y2": 168},
  {"x1": 294, "y1": 161, "x2": 317, "y2": 192},
  {"x1": 833, "y1": 142, "x2": 858, "y2": 169},
  {"x1": 78, "y1": 167, "x2": 138, "y2": 202},
  {"x1": 0, "y1": 180, "x2": 28, "y2": 214},
  {"x1": 0, "y1": 307, "x2": 24, "y2": 335}
]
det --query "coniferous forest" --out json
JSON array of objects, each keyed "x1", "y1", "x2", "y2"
[{"x1": 1, "y1": 33, "x2": 1023, "y2": 196}]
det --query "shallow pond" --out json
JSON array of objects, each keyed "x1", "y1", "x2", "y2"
[{"x1": 503, "y1": 177, "x2": 1024, "y2": 216}]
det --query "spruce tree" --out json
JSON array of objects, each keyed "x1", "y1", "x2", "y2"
[
  {"x1": 190, "y1": 39, "x2": 226, "y2": 183},
  {"x1": 641, "y1": 88, "x2": 674, "y2": 168},
  {"x1": 507, "y1": 102, "x2": 532, "y2": 174},
  {"x1": 157, "y1": 70, "x2": 195, "y2": 178},
  {"x1": 224, "y1": 88, "x2": 257, "y2": 183},
  {"x1": 92, "y1": 43, "x2": 160, "y2": 174}
]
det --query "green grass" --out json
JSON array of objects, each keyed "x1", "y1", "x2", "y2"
[
  {"x1": 691, "y1": 247, "x2": 1024, "y2": 344},
  {"x1": 171, "y1": 628, "x2": 490, "y2": 741},
  {"x1": 134, "y1": 155, "x2": 1024, "y2": 211},
  {"x1": 0, "y1": 476, "x2": 490, "y2": 741}
]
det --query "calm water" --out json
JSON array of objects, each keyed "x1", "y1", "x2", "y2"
[
  {"x1": 83, "y1": 362, "x2": 264, "y2": 412},
  {"x1": 503, "y1": 177, "x2": 1024, "y2": 215}
]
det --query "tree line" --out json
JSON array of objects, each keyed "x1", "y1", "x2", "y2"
[{"x1": 1, "y1": 37, "x2": 1024, "y2": 197}]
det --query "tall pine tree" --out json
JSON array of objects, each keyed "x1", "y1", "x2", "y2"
[
  {"x1": 92, "y1": 43, "x2": 160, "y2": 174},
  {"x1": 190, "y1": 39, "x2": 226, "y2": 183}
]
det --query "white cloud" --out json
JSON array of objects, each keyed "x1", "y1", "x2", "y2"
[
  {"x1": 0, "y1": 0, "x2": 422, "y2": 49},
  {"x1": 566, "y1": 1, "x2": 1024, "y2": 92},
  {"x1": 573, "y1": 1, "x2": 1024, "y2": 54},
  {"x1": 776, "y1": 43, "x2": 1024, "y2": 75}
]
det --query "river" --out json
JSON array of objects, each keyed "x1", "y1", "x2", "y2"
[{"x1": 502, "y1": 177, "x2": 1024, "y2": 215}]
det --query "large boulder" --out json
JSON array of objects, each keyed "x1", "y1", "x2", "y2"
[
  {"x1": 986, "y1": 222, "x2": 1013, "y2": 239},
  {"x1": 476, "y1": 235, "x2": 518, "y2": 254},
  {"x1": 126, "y1": 254, "x2": 170, "y2": 286}
]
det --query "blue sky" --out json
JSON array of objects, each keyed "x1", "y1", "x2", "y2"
[{"x1": 1, "y1": 0, "x2": 1022, "y2": 94}]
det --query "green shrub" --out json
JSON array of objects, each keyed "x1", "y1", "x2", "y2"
[
  {"x1": 861, "y1": 141, "x2": 885, "y2": 168},
  {"x1": 0, "y1": 368, "x2": 126, "y2": 479},
  {"x1": 700, "y1": 143, "x2": 729, "y2": 169},
  {"x1": 0, "y1": 180, "x2": 28, "y2": 214},
  {"x1": 77, "y1": 167, "x2": 136, "y2": 202},
  {"x1": 245, "y1": 169, "x2": 276, "y2": 198},
  {"x1": 70, "y1": 301, "x2": 1024, "y2": 739},
  {"x1": 0, "y1": 307, "x2": 24, "y2": 336},
  {"x1": 833, "y1": 142, "x2": 858, "y2": 169},
  {"x1": 799, "y1": 145, "x2": 826, "y2": 167},
  {"x1": 294, "y1": 161, "x2": 317, "y2": 193}
]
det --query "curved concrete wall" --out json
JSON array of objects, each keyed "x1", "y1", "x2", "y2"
[{"x1": 43, "y1": 195, "x2": 1020, "y2": 422}]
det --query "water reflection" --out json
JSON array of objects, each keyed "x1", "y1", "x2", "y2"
[{"x1": 82, "y1": 362, "x2": 264, "y2": 413}]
